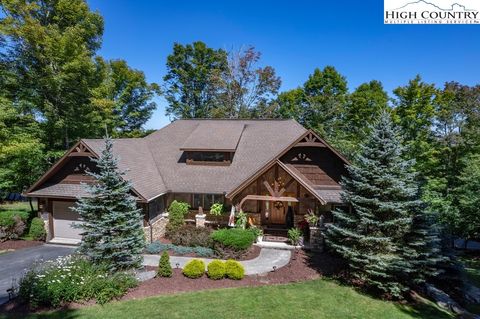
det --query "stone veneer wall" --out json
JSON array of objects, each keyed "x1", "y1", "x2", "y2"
[{"x1": 144, "y1": 214, "x2": 168, "y2": 242}]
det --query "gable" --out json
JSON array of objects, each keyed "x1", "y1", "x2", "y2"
[
  {"x1": 26, "y1": 140, "x2": 148, "y2": 202},
  {"x1": 226, "y1": 129, "x2": 349, "y2": 200}
]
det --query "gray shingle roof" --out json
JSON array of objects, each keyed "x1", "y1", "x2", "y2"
[
  {"x1": 145, "y1": 119, "x2": 306, "y2": 195},
  {"x1": 30, "y1": 119, "x2": 309, "y2": 202},
  {"x1": 314, "y1": 188, "x2": 344, "y2": 204},
  {"x1": 82, "y1": 138, "x2": 167, "y2": 201},
  {"x1": 28, "y1": 183, "x2": 90, "y2": 198},
  {"x1": 180, "y1": 121, "x2": 245, "y2": 151}
]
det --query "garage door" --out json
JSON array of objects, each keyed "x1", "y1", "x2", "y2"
[{"x1": 53, "y1": 201, "x2": 83, "y2": 240}]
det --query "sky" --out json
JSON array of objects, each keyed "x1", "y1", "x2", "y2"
[{"x1": 87, "y1": 0, "x2": 480, "y2": 130}]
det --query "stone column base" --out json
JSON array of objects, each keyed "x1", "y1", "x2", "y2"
[
  {"x1": 195, "y1": 214, "x2": 206, "y2": 227},
  {"x1": 309, "y1": 226, "x2": 324, "y2": 252}
]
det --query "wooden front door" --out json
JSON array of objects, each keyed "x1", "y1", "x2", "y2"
[
  {"x1": 266, "y1": 201, "x2": 285, "y2": 224},
  {"x1": 271, "y1": 203, "x2": 285, "y2": 224}
]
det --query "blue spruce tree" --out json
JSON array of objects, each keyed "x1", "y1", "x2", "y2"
[
  {"x1": 74, "y1": 136, "x2": 146, "y2": 271},
  {"x1": 326, "y1": 112, "x2": 440, "y2": 298}
]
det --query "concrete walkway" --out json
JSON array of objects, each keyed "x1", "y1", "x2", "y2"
[{"x1": 143, "y1": 248, "x2": 291, "y2": 275}]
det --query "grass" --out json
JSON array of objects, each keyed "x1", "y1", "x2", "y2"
[
  {"x1": 4, "y1": 279, "x2": 453, "y2": 319},
  {"x1": 0, "y1": 201, "x2": 32, "y2": 212},
  {"x1": 0, "y1": 201, "x2": 37, "y2": 241}
]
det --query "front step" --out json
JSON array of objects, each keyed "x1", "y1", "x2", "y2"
[{"x1": 263, "y1": 228, "x2": 288, "y2": 243}]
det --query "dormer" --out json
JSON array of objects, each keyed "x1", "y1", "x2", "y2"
[{"x1": 180, "y1": 122, "x2": 245, "y2": 166}]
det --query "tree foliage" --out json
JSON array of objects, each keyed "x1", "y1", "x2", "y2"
[
  {"x1": 0, "y1": 0, "x2": 159, "y2": 152},
  {"x1": 163, "y1": 41, "x2": 228, "y2": 119},
  {"x1": 92, "y1": 59, "x2": 161, "y2": 136},
  {"x1": 0, "y1": 97, "x2": 45, "y2": 192},
  {"x1": 163, "y1": 42, "x2": 280, "y2": 119}
]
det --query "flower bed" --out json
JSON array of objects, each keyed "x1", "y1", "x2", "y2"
[{"x1": 18, "y1": 255, "x2": 137, "y2": 309}]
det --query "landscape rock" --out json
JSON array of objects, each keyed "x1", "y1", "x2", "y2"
[
  {"x1": 136, "y1": 270, "x2": 156, "y2": 282},
  {"x1": 425, "y1": 284, "x2": 467, "y2": 315}
]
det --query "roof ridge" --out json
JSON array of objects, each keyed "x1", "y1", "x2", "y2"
[{"x1": 141, "y1": 137, "x2": 168, "y2": 200}]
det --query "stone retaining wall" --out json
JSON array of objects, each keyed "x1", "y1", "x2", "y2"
[{"x1": 144, "y1": 214, "x2": 168, "y2": 242}]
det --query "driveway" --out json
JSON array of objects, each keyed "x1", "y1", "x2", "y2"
[{"x1": 0, "y1": 244, "x2": 75, "y2": 305}]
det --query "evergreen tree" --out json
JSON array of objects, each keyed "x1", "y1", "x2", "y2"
[
  {"x1": 158, "y1": 251, "x2": 173, "y2": 277},
  {"x1": 326, "y1": 112, "x2": 440, "y2": 298},
  {"x1": 74, "y1": 136, "x2": 145, "y2": 271}
]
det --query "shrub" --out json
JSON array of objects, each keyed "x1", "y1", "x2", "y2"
[
  {"x1": 29, "y1": 217, "x2": 46, "y2": 240},
  {"x1": 211, "y1": 228, "x2": 256, "y2": 250},
  {"x1": 235, "y1": 211, "x2": 248, "y2": 229},
  {"x1": 145, "y1": 241, "x2": 171, "y2": 254},
  {"x1": 193, "y1": 246, "x2": 214, "y2": 257},
  {"x1": 209, "y1": 203, "x2": 224, "y2": 216},
  {"x1": 249, "y1": 226, "x2": 263, "y2": 238},
  {"x1": 18, "y1": 255, "x2": 137, "y2": 308},
  {"x1": 207, "y1": 260, "x2": 226, "y2": 280},
  {"x1": 170, "y1": 225, "x2": 213, "y2": 247},
  {"x1": 145, "y1": 241, "x2": 215, "y2": 257},
  {"x1": 0, "y1": 211, "x2": 28, "y2": 241},
  {"x1": 166, "y1": 200, "x2": 190, "y2": 237},
  {"x1": 288, "y1": 228, "x2": 302, "y2": 245},
  {"x1": 182, "y1": 259, "x2": 205, "y2": 279},
  {"x1": 225, "y1": 260, "x2": 245, "y2": 280},
  {"x1": 157, "y1": 251, "x2": 172, "y2": 277}
]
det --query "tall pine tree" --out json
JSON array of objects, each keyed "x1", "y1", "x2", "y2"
[
  {"x1": 326, "y1": 112, "x2": 440, "y2": 298},
  {"x1": 74, "y1": 136, "x2": 145, "y2": 271}
]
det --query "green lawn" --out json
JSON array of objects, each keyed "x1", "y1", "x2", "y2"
[
  {"x1": 4, "y1": 279, "x2": 452, "y2": 319},
  {"x1": 0, "y1": 201, "x2": 33, "y2": 212}
]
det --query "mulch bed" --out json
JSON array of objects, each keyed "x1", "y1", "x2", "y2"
[
  {"x1": 1, "y1": 249, "x2": 344, "y2": 316},
  {"x1": 124, "y1": 249, "x2": 343, "y2": 301},
  {"x1": 0, "y1": 240, "x2": 43, "y2": 251}
]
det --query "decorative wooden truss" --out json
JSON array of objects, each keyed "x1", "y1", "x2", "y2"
[
  {"x1": 238, "y1": 177, "x2": 299, "y2": 210},
  {"x1": 68, "y1": 143, "x2": 93, "y2": 157},
  {"x1": 294, "y1": 132, "x2": 326, "y2": 148}
]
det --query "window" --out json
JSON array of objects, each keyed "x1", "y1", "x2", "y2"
[
  {"x1": 193, "y1": 194, "x2": 202, "y2": 209},
  {"x1": 185, "y1": 152, "x2": 232, "y2": 165},
  {"x1": 191, "y1": 194, "x2": 224, "y2": 210}
]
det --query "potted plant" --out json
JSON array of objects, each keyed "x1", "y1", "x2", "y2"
[
  {"x1": 305, "y1": 210, "x2": 319, "y2": 227},
  {"x1": 250, "y1": 226, "x2": 264, "y2": 243},
  {"x1": 209, "y1": 203, "x2": 224, "y2": 224},
  {"x1": 287, "y1": 227, "x2": 303, "y2": 246}
]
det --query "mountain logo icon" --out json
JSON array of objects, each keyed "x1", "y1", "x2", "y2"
[{"x1": 393, "y1": 0, "x2": 476, "y2": 11}]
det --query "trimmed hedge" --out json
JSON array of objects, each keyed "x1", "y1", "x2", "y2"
[
  {"x1": 29, "y1": 217, "x2": 46, "y2": 240},
  {"x1": 225, "y1": 259, "x2": 245, "y2": 280},
  {"x1": 211, "y1": 228, "x2": 256, "y2": 250},
  {"x1": 207, "y1": 260, "x2": 226, "y2": 280},
  {"x1": 182, "y1": 259, "x2": 205, "y2": 279}
]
